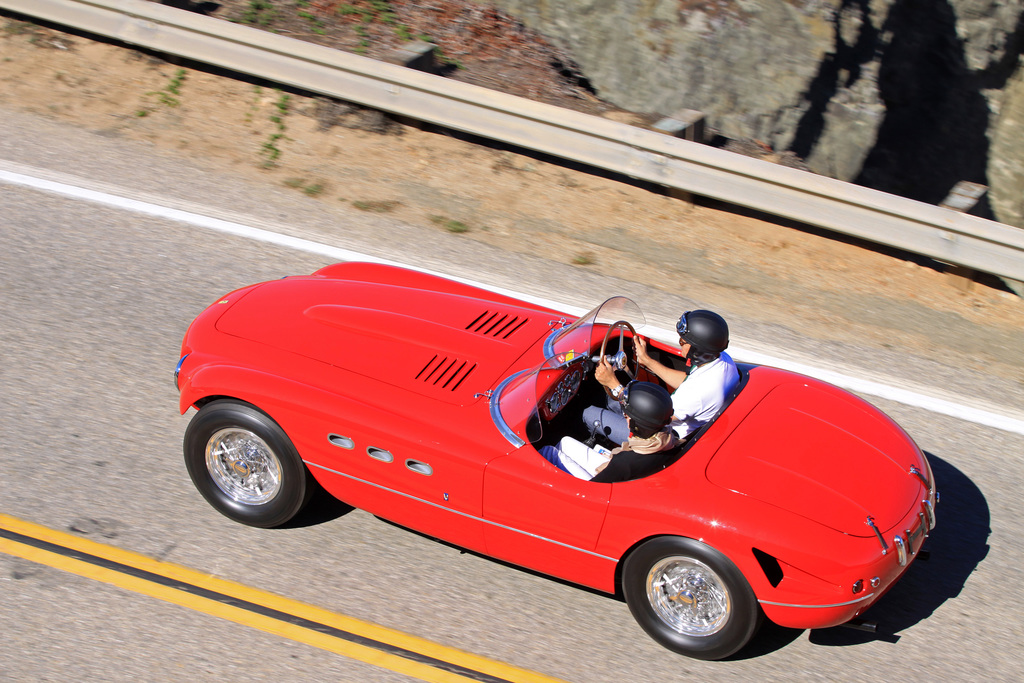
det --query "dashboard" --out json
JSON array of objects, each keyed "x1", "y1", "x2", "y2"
[{"x1": 540, "y1": 363, "x2": 586, "y2": 420}]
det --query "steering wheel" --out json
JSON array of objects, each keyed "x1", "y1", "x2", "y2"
[{"x1": 599, "y1": 320, "x2": 638, "y2": 397}]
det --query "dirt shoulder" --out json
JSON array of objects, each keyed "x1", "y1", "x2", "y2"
[{"x1": 1, "y1": 11, "x2": 1022, "y2": 399}]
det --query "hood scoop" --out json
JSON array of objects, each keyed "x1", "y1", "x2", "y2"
[{"x1": 215, "y1": 277, "x2": 552, "y2": 405}]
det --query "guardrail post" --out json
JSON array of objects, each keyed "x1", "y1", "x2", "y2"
[
  {"x1": 383, "y1": 41, "x2": 437, "y2": 74},
  {"x1": 939, "y1": 182, "x2": 989, "y2": 292},
  {"x1": 939, "y1": 181, "x2": 988, "y2": 214},
  {"x1": 652, "y1": 109, "x2": 706, "y2": 143},
  {"x1": 653, "y1": 109, "x2": 706, "y2": 204}
]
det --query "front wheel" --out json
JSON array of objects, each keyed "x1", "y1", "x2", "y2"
[
  {"x1": 184, "y1": 399, "x2": 313, "y2": 528},
  {"x1": 622, "y1": 536, "x2": 762, "y2": 660}
]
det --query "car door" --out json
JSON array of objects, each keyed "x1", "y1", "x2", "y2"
[
  {"x1": 280, "y1": 369, "x2": 491, "y2": 553},
  {"x1": 481, "y1": 448, "x2": 617, "y2": 593}
]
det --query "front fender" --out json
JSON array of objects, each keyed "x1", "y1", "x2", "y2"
[{"x1": 177, "y1": 362, "x2": 307, "y2": 417}]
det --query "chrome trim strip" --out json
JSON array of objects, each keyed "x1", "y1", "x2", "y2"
[
  {"x1": 489, "y1": 368, "x2": 533, "y2": 448},
  {"x1": 542, "y1": 326, "x2": 563, "y2": 359},
  {"x1": 174, "y1": 353, "x2": 189, "y2": 390},
  {"x1": 759, "y1": 593, "x2": 876, "y2": 609},
  {"x1": 304, "y1": 460, "x2": 619, "y2": 563}
]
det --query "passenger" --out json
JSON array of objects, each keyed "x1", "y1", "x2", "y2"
[
  {"x1": 586, "y1": 309, "x2": 739, "y2": 443},
  {"x1": 540, "y1": 382, "x2": 676, "y2": 482}
]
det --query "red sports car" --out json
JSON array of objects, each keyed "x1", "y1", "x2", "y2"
[{"x1": 175, "y1": 262, "x2": 937, "y2": 660}]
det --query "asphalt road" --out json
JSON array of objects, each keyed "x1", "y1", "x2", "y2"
[{"x1": 1, "y1": 110, "x2": 1022, "y2": 682}]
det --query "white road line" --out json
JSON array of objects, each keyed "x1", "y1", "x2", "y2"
[{"x1": 4, "y1": 165, "x2": 1024, "y2": 437}]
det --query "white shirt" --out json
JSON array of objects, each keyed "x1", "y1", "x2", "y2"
[{"x1": 670, "y1": 351, "x2": 739, "y2": 437}]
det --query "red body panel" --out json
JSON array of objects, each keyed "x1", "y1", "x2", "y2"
[
  {"x1": 483, "y1": 451, "x2": 617, "y2": 592},
  {"x1": 706, "y1": 381, "x2": 920, "y2": 535},
  {"x1": 177, "y1": 262, "x2": 934, "y2": 631}
]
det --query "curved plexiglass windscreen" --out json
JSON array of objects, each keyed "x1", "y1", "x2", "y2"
[
  {"x1": 543, "y1": 296, "x2": 645, "y2": 368},
  {"x1": 491, "y1": 297, "x2": 646, "y2": 447},
  {"x1": 489, "y1": 368, "x2": 541, "y2": 447}
]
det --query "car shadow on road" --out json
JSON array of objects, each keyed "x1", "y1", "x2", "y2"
[
  {"x1": 807, "y1": 451, "x2": 990, "y2": 650},
  {"x1": 736, "y1": 451, "x2": 989, "y2": 658},
  {"x1": 280, "y1": 483, "x2": 356, "y2": 529},
  {"x1": 284, "y1": 450, "x2": 988, "y2": 659}
]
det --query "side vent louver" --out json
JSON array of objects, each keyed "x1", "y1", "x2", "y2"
[
  {"x1": 466, "y1": 310, "x2": 529, "y2": 339},
  {"x1": 417, "y1": 355, "x2": 476, "y2": 392}
]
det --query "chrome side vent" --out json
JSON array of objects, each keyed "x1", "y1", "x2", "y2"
[
  {"x1": 466, "y1": 310, "x2": 529, "y2": 339},
  {"x1": 416, "y1": 355, "x2": 476, "y2": 392}
]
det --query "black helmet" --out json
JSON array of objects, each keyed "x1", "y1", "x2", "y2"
[
  {"x1": 676, "y1": 310, "x2": 729, "y2": 361},
  {"x1": 623, "y1": 382, "x2": 674, "y2": 438}
]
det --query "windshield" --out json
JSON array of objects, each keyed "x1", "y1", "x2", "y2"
[
  {"x1": 543, "y1": 296, "x2": 645, "y2": 368},
  {"x1": 492, "y1": 297, "x2": 646, "y2": 447}
]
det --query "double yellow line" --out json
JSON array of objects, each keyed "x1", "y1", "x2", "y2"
[{"x1": 0, "y1": 514, "x2": 564, "y2": 683}]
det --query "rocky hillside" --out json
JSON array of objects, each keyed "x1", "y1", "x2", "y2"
[
  {"x1": 490, "y1": 0, "x2": 1024, "y2": 227},
  {"x1": 158, "y1": 0, "x2": 1022, "y2": 226}
]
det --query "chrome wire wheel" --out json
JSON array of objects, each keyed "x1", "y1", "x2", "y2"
[
  {"x1": 624, "y1": 537, "x2": 760, "y2": 660},
  {"x1": 185, "y1": 400, "x2": 313, "y2": 528},
  {"x1": 205, "y1": 427, "x2": 283, "y2": 505},
  {"x1": 646, "y1": 556, "x2": 732, "y2": 636}
]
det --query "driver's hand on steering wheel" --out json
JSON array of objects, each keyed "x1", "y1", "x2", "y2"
[
  {"x1": 634, "y1": 336, "x2": 653, "y2": 368},
  {"x1": 594, "y1": 358, "x2": 618, "y2": 389}
]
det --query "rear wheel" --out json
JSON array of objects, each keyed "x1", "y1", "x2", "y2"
[
  {"x1": 623, "y1": 536, "x2": 762, "y2": 660},
  {"x1": 184, "y1": 400, "x2": 313, "y2": 528}
]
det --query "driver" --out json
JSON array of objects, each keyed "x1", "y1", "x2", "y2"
[{"x1": 587, "y1": 309, "x2": 739, "y2": 443}]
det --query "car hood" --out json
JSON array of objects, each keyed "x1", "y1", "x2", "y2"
[
  {"x1": 706, "y1": 380, "x2": 923, "y2": 536},
  {"x1": 215, "y1": 277, "x2": 553, "y2": 405}
]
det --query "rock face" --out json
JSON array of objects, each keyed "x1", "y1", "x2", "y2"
[
  {"x1": 990, "y1": 55, "x2": 1024, "y2": 227},
  {"x1": 490, "y1": 0, "x2": 1024, "y2": 226}
]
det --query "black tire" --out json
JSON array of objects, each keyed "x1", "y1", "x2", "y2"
[
  {"x1": 622, "y1": 536, "x2": 762, "y2": 660},
  {"x1": 184, "y1": 399, "x2": 313, "y2": 528}
]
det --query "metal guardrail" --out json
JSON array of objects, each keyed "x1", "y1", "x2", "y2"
[{"x1": 3, "y1": 0, "x2": 1024, "y2": 288}]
